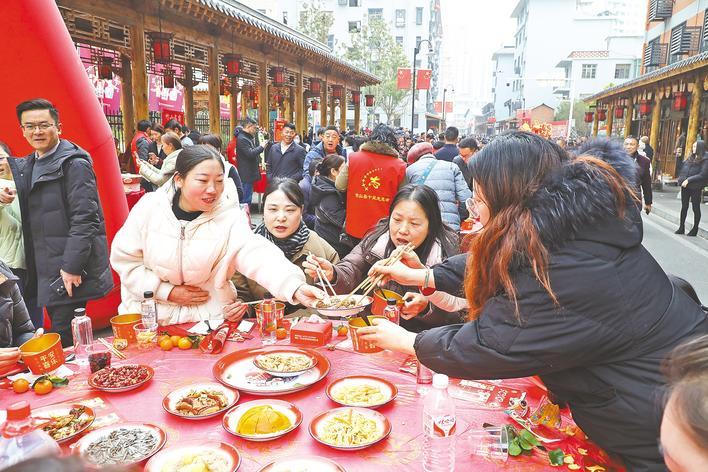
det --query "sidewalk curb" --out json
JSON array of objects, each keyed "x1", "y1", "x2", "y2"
[{"x1": 651, "y1": 204, "x2": 708, "y2": 241}]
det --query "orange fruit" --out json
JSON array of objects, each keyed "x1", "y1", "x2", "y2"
[
  {"x1": 170, "y1": 335, "x2": 181, "y2": 346},
  {"x1": 12, "y1": 378, "x2": 30, "y2": 394},
  {"x1": 157, "y1": 334, "x2": 170, "y2": 345},
  {"x1": 159, "y1": 338, "x2": 174, "y2": 351},
  {"x1": 177, "y1": 337, "x2": 192, "y2": 350},
  {"x1": 275, "y1": 327, "x2": 287, "y2": 340},
  {"x1": 337, "y1": 325, "x2": 349, "y2": 337},
  {"x1": 33, "y1": 379, "x2": 53, "y2": 395}
]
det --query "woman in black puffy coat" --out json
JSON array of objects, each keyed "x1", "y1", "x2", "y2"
[
  {"x1": 310, "y1": 154, "x2": 348, "y2": 257},
  {"x1": 676, "y1": 139, "x2": 708, "y2": 236}
]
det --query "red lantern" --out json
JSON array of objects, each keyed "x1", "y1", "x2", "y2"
[
  {"x1": 365, "y1": 94, "x2": 375, "y2": 107},
  {"x1": 639, "y1": 100, "x2": 651, "y2": 116},
  {"x1": 614, "y1": 106, "x2": 625, "y2": 119},
  {"x1": 222, "y1": 53, "x2": 241, "y2": 77},
  {"x1": 332, "y1": 86, "x2": 344, "y2": 100},
  {"x1": 311, "y1": 99, "x2": 319, "y2": 111},
  {"x1": 597, "y1": 109, "x2": 607, "y2": 121},
  {"x1": 248, "y1": 87, "x2": 257, "y2": 101},
  {"x1": 584, "y1": 111, "x2": 594, "y2": 123},
  {"x1": 163, "y1": 68, "x2": 175, "y2": 89},
  {"x1": 272, "y1": 66, "x2": 286, "y2": 87},
  {"x1": 148, "y1": 31, "x2": 173, "y2": 64},
  {"x1": 673, "y1": 92, "x2": 687, "y2": 111},
  {"x1": 350, "y1": 90, "x2": 361, "y2": 105},
  {"x1": 97, "y1": 57, "x2": 113, "y2": 80},
  {"x1": 309, "y1": 78, "x2": 321, "y2": 95}
]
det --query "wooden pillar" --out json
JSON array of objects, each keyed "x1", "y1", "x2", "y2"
[
  {"x1": 592, "y1": 106, "x2": 600, "y2": 137},
  {"x1": 624, "y1": 96, "x2": 633, "y2": 138},
  {"x1": 320, "y1": 79, "x2": 328, "y2": 127},
  {"x1": 340, "y1": 87, "x2": 347, "y2": 131},
  {"x1": 259, "y1": 61, "x2": 269, "y2": 130},
  {"x1": 294, "y1": 70, "x2": 304, "y2": 136},
  {"x1": 354, "y1": 95, "x2": 361, "y2": 134},
  {"x1": 119, "y1": 55, "x2": 135, "y2": 149},
  {"x1": 229, "y1": 82, "x2": 240, "y2": 136},
  {"x1": 208, "y1": 46, "x2": 221, "y2": 135},
  {"x1": 286, "y1": 87, "x2": 294, "y2": 123},
  {"x1": 649, "y1": 90, "x2": 662, "y2": 157},
  {"x1": 241, "y1": 85, "x2": 249, "y2": 122},
  {"x1": 183, "y1": 64, "x2": 195, "y2": 128},
  {"x1": 129, "y1": 22, "x2": 148, "y2": 123},
  {"x1": 606, "y1": 105, "x2": 614, "y2": 137},
  {"x1": 685, "y1": 74, "x2": 703, "y2": 158},
  {"x1": 329, "y1": 91, "x2": 336, "y2": 126}
]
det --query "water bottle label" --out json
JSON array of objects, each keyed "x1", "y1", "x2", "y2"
[{"x1": 425, "y1": 414, "x2": 456, "y2": 437}]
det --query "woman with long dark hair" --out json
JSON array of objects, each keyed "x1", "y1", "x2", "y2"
[
  {"x1": 304, "y1": 185, "x2": 465, "y2": 333},
  {"x1": 358, "y1": 133, "x2": 708, "y2": 471},
  {"x1": 676, "y1": 139, "x2": 708, "y2": 236},
  {"x1": 311, "y1": 154, "x2": 347, "y2": 257}
]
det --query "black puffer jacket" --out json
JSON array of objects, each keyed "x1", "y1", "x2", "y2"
[
  {"x1": 235, "y1": 130, "x2": 264, "y2": 184},
  {"x1": 0, "y1": 262, "x2": 34, "y2": 348},
  {"x1": 8, "y1": 140, "x2": 113, "y2": 307},
  {"x1": 310, "y1": 176, "x2": 346, "y2": 252},
  {"x1": 414, "y1": 140, "x2": 708, "y2": 471},
  {"x1": 677, "y1": 143, "x2": 708, "y2": 190}
]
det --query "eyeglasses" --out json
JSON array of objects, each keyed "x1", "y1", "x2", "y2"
[{"x1": 21, "y1": 122, "x2": 55, "y2": 132}]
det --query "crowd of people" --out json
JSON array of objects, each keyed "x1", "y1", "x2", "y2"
[{"x1": 1, "y1": 97, "x2": 708, "y2": 471}]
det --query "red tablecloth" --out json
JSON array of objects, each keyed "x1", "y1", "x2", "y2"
[{"x1": 2, "y1": 330, "x2": 622, "y2": 471}]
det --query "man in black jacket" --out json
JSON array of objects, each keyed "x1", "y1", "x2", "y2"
[
  {"x1": 265, "y1": 122, "x2": 306, "y2": 182},
  {"x1": 7, "y1": 99, "x2": 113, "y2": 347},
  {"x1": 236, "y1": 117, "x2": 267, "y2": 205},
  {"x1": 624, "y1": 136, "x2": 653, "y2": 214}
]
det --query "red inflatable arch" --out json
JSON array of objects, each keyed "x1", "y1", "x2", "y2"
[{"x1": 0, "y1": 0, "x2": 128, "y2": 328}]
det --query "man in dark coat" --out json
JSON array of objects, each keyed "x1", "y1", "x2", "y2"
[
  {"x1": 302, "y1": 126, "x2": 343, "y2": 179},
  {"x1": 8, "y1": 99, "x2": 113, "y2": 347},
  {"x1": 433, "y1": 126, "x2": 460, "y2": 162},
  {"x1": 236, "y1": 117, "x2": 266, "y2": 205},
  {"x1": 624, "y1": 136, "x2": 653, "y2": 214},
  {"x1": 265, "y1": 122, "x2": 306, "y2": 182}
]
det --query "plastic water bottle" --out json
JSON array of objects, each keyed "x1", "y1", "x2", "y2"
[
  {"x1": 0, "y1": 401, "x2": 61, "y2": 468},
  {"x1": 71, "y1": 307, "x2": 93, "y2": 363},
  {"x1": 422, "y1": 374, "x2": 456, "y2": 472},
  {"x1": 417, "y1": 358, "x2": 434, "y2": 395},
  {"x1": 141, "y1": 291, "x2": 157, "y2": 325}
]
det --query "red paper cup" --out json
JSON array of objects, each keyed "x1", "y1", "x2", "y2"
[
  {"x1": 349, "y1": 316, "x2": 385, "y2": 353},
  {"x1": 19, "y1": 333, "x2": 65, "y2": 375}
]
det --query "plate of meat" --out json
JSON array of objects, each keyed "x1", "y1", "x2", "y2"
[{"x1": 88, "y1": 364, "x2": 154, "y2": 392}]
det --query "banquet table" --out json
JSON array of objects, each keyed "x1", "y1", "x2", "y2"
[{"x1": 1, "y1": 327, "x2": 623, "y2": 472}]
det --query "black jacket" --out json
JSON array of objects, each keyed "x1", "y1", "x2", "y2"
[
  {"x1": 266, "y1": 142, "x2": 306, "y2": 182},
  {"x1": 414, "y1": 140, "x2": 707, "y2": 471},
  {"x1": 0, "y1": 262, "x2": 34, "y2": 348},
  {"x1": 8, "y1": 140, "x2": 113, "y2": 307},
  {"x1": 311, "y1": 176, "x2": 346, "y2": 252},
  {"x1": 630, "y1": 151, "x2": 653, "y2": 205},
  {"x1": 236, "y1": 130, "x2": 264, "y2": 184},
  {"x1": 677, "y1": 155, "x2": 708, "y2": 190}
]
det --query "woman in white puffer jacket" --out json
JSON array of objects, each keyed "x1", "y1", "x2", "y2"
[{"x1": 111, "y1": 145, "x2": 323, "y2": 325}]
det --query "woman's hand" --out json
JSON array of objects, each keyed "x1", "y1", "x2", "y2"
[
  {"x1": 302, "y1": 255, "x2": 335, "y2": 282},
  {"x1": 0, "y1": 348, "x2": 21, "y2": 369},
  {"x1": 401, "y1": 292, "x2": 429, "y2": 319},
  {"x1": 356, "y1": 318, "x2": 417, "y2": 355},
  {"x1": 293, "y1": 284, "x2": 326, "y2": 307},
  {"x1": 399, "y1": 246, "x2": 425, "y2": 269},
  {"x1": 223, "y1": 299, "x2": 248, "y2": 322},
  {"x1": 368, "y1": 260, "x2": 426, "y2": 287},
  {"x1": 681, "y1": 179, "x2": 689, "y2": 188},
  {"x1": 168, "y1": 285, "x2": 210, "y2": 305}
]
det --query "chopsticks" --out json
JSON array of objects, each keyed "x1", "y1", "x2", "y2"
[
  {"x1": 307, "y1": 252, "x2": 337, "y2": 301},
  {"x1": 98, "y1": 337, "x2": 127, "y2": 360}
]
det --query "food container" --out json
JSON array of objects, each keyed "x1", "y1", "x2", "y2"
[
  {"x1": 134, "y1": 322, "x2": 158, "y2": 350},
  {"x1": 86, "y1": 343, "x2": 112, "y2": 373},
  {"x1": 348, "y1": 316, "x2": 385, "y2": 353},
  {"x1": 110, "y1": 313, "x2": 142, "y2": 345},
  {"x1": 19, "y1": 333, "x2": 65, "y2": 375},
  {"x1": 371, "y1": 289, "x2": 403, "y2": 316},
  {"x1": 290, "y1": 320, "x2": 333, "y2": 347}
]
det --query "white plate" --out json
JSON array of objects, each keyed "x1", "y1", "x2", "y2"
[
  {"x1": 309, "y1": 407, "x2": 391, "y2": 451},
  {"x1": 73, "y1": 422, "x2": 166, "y2": 466},
  {"x1": 145, "y1": 441, "x2": 241, "y2": 472},
  {"x1": 163, "y1": 382, "x2": 239, "y2": 420},
  {"x1": 253, "y1": 351, "x2": 318, "y2": 378},
  {"x1": 223, "y1": 399, "x2": 302, "y2": 442},
  {"x1": 258, "y1": 456, "x2": 345, "y2": 472},
  {"x1": 326, "y1": 376, "x2": 398, "y2": 408}
]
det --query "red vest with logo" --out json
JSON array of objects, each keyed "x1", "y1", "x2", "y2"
[
  {"x1": 130, "y1": 131, "x2": 149, "y2": 172},
  {"x1": 345, "y1": 149, "x2": 406, "y2": 238}
]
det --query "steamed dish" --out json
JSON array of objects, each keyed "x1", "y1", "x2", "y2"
[
  {"x1": 319, "y1": 409, "x2": 380, "y2": 447},
  {"x1": 255, "y1": 353, "x2": 313, "y2": 373},
  {"x1": 237, "y1": 405, "x2": 292, "y2": 436}
]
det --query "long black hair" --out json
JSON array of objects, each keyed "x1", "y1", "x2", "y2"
[
  {"x1": 691, "y1": 139, "x2": 706, "y2": 161},
  {"x1": 316, "y1": 154, "x2": 345, "y2": 179},
  {"x1": 264, "y1": 177, "x2": 305, "y2": 208},
  {"x1": 360, "y1": 185, "x2": 458, "y2": 262}
]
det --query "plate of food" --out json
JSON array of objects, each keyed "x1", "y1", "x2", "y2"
[
  {"x1": 222, "y1": 399, "x2": 302, "y2": 441},
  {"x1": 33, "y1": 403, "x2": 95, "y2": 443},
  {"x1": 314, "y1": 295, "x2": 373, "y2": 318},
  {"x1": 326, "y1": 376, "x2": 398, "y2": 409},
  {"x1": 73, "y1": 423, "x2": 166, "y2": 466},
  {"x1": 145, "y1": 440, "x2": 241, "y2": 472},
  {"x1": 163, "y1": 382, "x2": 239, "y2": 419},
  {"x1": 309, "y1": 407, "x2": 391, "y2": 451},
  {"x1": 88, "y1": 364, "x2": 154, "y2": 392},
  {"x1": 213, "y1": 346, "x2": 330, "y2": 396},
  {"x1": 257, "y1": 456, "x2": 346, "y2": 472},
  {"x1": 253, "y1": 350, "x2": 318, "y2": 378}
]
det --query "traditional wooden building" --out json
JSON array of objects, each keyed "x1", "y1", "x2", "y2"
[
  {"x1": 56, "y1": 0, "x2": 379, "y2": 148},
  {"x1": 584, "y1": 1, "x2": 708, "y2": 177}
]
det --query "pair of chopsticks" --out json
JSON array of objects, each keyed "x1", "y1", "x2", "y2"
[
  {"x1": 308, "y1": 252, "x2": 337, "y2": 303},
  {"x1": 97, "y1": 338, "x2": 127, "y2": 360}
]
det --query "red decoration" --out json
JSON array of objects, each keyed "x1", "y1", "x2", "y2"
[
  {"x1": 222, "y1": 53, "x2": 241, "y2": 77},
  {"x1": 163, "y1": 68, "x2": 175, "y2": 89},
  {"x1": 98, "y1": 57, "x2": 113, "y2": 80},
  {"x1": 416, "y1": 69, "x2": 432, "y2": 90},
  {"x1": 597, "y1": 109, "x2": 607, "y2": 121},
  {"x1": 396, "y1": 68, "x2": 412, "y2": 89},
  {"x1": 332, "y1": 86, "x2": 344, "y2": 100},
  {"x1": 351, "y1": 90, "x2": 361, "y2": 105},
  {"x1": 309, "y1": 78, "x2": 321, "y2": 95},
  {"x1": 271, "y1": 66, "x2": 285, "y2": 87},
  {"x1": 248, "y1": 87, "x2": 256, "y2": 101},
  {"x1": 584, "y1": 111, "x2": 594, "y2": 123},
  {"x1": 148, "y1": 31, "x2": 173, "y2": 64},
  {"x1": 614, "y1": 106, "x2": 625, "y2": 119},
  {"x1": 311, "y1": 99, "x2": 319, "y2": 111},
  {"x1": 365, "y1": 94, "x2": 375, "y2": 107},
  {"x1": 673, "y1": 92, "x2": 687, "y2": 111},
  {"x1": 639, "y1": 100, "x2": 651, "y2": 116},
  {"x1": 220, "y1": 79, "x2": 229, "y2": 96}
]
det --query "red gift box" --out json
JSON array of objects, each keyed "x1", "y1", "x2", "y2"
[{"x1": 290, "y1": 320, "x2": 332, "y2": 347}]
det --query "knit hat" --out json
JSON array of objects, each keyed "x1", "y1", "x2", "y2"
[{"x1": 407, "y1": 142, "x2": 434, "y2": 164}]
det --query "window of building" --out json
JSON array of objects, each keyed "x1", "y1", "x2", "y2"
[
  {"x1": 368, "y1": 8, "x2": 383, "y2": 19},
  {"x1": 614, "y1": 63, "x2": 631, "y2": 79},
  {"x1": 282, "y1": 12, "x2": 288, "y2": 25},
  {"x1": 416, "y1": 7, "x2": 424, "y2": 25},
  {"x1": 349, "y1": 0, "x2": 361, "y2": 6},
  {"x1": 581, "y1": 63, "x2": 597, "y2": 79},
  {"x1": 349, "y1": 21, "x2": 361, "y2": 33},
  {"x1": 327, "y1": 34, "x2": 334, "y2": 49},
  {"x1": 396, "y1": 36, "x2": 404, "y2": 46},
  {"x1": 395, "y1": 9, "x2": 406, "y2": 27}
]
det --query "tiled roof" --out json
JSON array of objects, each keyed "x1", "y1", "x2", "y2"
[
  {"x1": 196, "y1": 0, "x2": 380, "y2": 84},
  {"x1": 568, "y1": 50, "x2": 609, "y2": 59},
  {"x1": 585, "y1": 51, "x2": 708, "y2": 102}
]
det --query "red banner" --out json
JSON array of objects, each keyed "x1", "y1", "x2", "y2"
[
  {"x1": 396, "y1": 68, "x2": 412, "y2": 90},
  {"x1": 434, "y1": 101, "x2": 453, "y2": 113},
  {"x1": 161, "y1": 110, "x2": 185, "y2": 126},
  {"x1": 274, "y1": 119, "x2": 286, "y2": 142},
  {"x1": 416, "y1": 69, "x2": 432, "y2": 90}
]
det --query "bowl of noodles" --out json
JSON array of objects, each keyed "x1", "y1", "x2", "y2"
[
  {"x1": 308, "y1": 407, "x2": 391, "y2": 450},
  {"x1": 313, "y1": 295, "x2": 373, "y2": 318}
]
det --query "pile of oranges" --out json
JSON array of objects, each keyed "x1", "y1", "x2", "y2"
[{"x1": 157, "y1": 334, "x2": 194, "y2": 351}]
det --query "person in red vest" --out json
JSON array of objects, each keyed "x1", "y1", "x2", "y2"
[
  {"x1": 335, "y1": 124, "x2": 407, "y2": 245},
  {"x1": 226, "y1": 125, "x2": 241, "y2": 168},
  {"x1": 130, "y1": 120, "x2": 152, "y2": 191}
]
